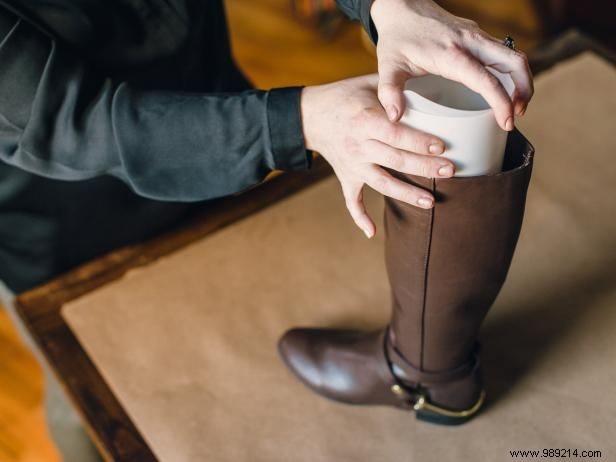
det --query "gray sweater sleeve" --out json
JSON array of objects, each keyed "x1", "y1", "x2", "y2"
[
  {"x1": 0, "y1": 10, "x2": 311, "y2": 202},
  {"x1": 335, "y1": 0, "x2": 378, "y2": 43}
]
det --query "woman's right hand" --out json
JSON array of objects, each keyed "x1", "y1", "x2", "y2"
[{"x1": 300, "y1": 74, "x2": 455, "y2": 239}]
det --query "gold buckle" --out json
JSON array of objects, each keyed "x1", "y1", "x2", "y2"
[
  {"x1": 391, "y1": 384, "x2": 485, "y2": 418},
  {"x1": 412, "y1": 390, "x2": 485, "y2": 418}
]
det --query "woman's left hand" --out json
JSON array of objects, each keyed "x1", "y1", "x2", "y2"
[{"x1": 369, "y1": 0, "x2": 534, "y2": 131}]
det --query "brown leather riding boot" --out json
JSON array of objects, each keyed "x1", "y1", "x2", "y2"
[{"x1": 278, "y1": 129, "x2": 534, "y2": 425}]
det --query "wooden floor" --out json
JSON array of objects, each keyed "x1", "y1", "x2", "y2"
[
  {"x1": 0, "y1": 1, "x2": 539, "y2": 461},
  {"x1": 0, "y1": 304, "x2": 60, "y2": 462}
]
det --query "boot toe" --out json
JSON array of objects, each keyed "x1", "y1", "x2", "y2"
[
  {"x1": 277, "y1": 328, "x2": 328, "y2": 392},
  {"x1": 277, "y1": 328, "x2": 396, "y2": 405}
]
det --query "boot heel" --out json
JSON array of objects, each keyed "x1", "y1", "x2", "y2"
[{"x1": 415, "y1": 408, "x2": 477, "y2": 426}]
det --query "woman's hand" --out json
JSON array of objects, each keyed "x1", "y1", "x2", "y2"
[
  {"x1": 301, "y1": 75, "x2": 455, "y2": 238},
  {"x1": 370, "y1": 0, "x2": 534, "y2": 130}
]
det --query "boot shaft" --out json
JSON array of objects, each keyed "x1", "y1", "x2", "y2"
[{"x1": 385, "y1": 129, "x2": 535, "y2": 374}]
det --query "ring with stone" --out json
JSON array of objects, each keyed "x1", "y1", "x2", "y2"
[{"x1": 503, "y1": 35, "x2": 517, "y2": 51}]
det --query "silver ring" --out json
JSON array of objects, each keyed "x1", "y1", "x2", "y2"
[{"x1": 503, "y1": 35, "x2": 517, "y2": 51}]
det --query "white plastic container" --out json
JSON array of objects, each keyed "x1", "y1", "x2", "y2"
[{"x1": 400, "y1": 69, "x2": 515, "y2": 177}]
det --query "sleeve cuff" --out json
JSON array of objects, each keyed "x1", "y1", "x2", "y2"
[
  {"x1": 266, "y1": 86, "x2": 313, "y2": 172},
  {"x1": 359, "y1": 0, "x2": 378, "y2": 44}
]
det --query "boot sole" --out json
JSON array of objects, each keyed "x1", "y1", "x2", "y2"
[{"x1": 415, "y1": 408, "x2": 480, "y2": 426}]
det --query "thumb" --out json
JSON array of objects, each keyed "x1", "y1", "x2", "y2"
[{"x1": 378, "y1": 60, "x2": 410, "y2": 123}]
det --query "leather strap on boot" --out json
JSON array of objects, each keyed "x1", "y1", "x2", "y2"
[
  {"x1": 388, "y1": 343, "x2": 480, "y2": 384},
  {"x1": 383, "y1": 326, "x2": 485, "y2": 421}
]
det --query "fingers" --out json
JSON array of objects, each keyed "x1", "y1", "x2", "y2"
[
  {"x1": 469, "y1": 36, "x2": 534, "y2": 115},
  {"x1": 371, "y1": 116, "x2": 446, "y2": 155},
  {"x1": 364, "y1": 165, "x2": 435, "y2": 209},
  {"x1": 362, "y1": 139, "x2": 455, "y2": 178},
  {"x1": 377, "y1": 59, "x2": 410, "y2": 122},
  {"x1": 341, "y1": 182, "x2": 376, "y2": 238},
  {"x1": 442, "y1": 47, "x2": 514, "y2": 131}
]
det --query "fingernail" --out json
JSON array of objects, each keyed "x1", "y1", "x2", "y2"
[
  {"x1": 519, "y1": 104, "x2": 527, "y2": 116},
  {"x1": 438, "y1": 165, "x2": 454, "y2": 177},
  {"x1": 505, "y1": 116, "x2": 514, "y2": 131},
  {"x1": 386, "y1": 105, "x2": 399, "y2": 121},
  {"x1": 364, "y1": 228, "x2": 373, "y2": 239},
  {"x1": 417, "y1": 197, "x2": 434, "y2": 208},
  {"x1": 429, "y1": 143, "x2": 444, "y2": 155}
]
